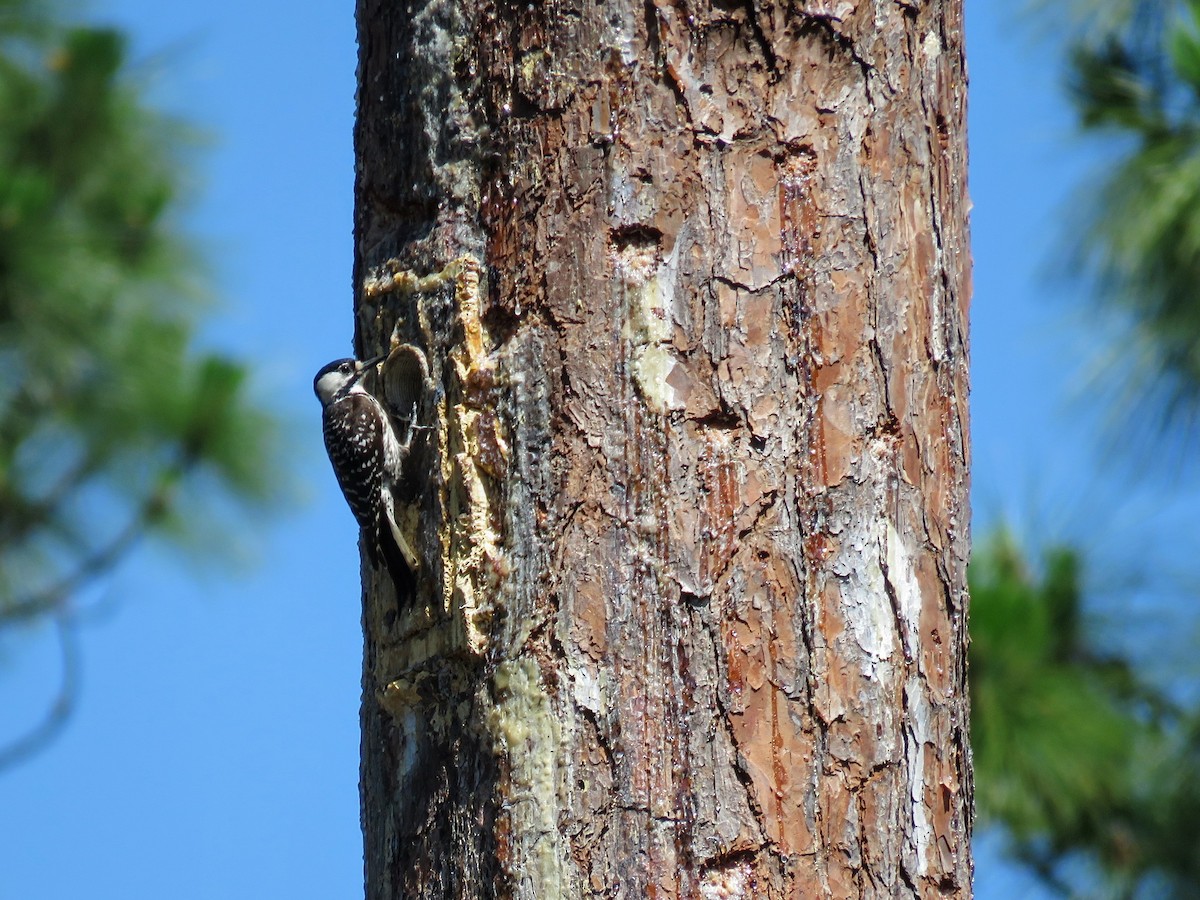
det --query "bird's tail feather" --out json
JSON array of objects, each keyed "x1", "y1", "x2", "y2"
[{"x1": 373, "y1": 518, "x2": 415, "y2": 596}]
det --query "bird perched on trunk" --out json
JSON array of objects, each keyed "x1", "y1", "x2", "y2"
[{"x1": 313, "y1": 355, "x2": 417, "y2": 590}]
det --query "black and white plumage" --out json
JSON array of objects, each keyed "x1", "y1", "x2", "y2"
[{"x1": 314, "y1": 356, "x2": 416, "y2": 588}]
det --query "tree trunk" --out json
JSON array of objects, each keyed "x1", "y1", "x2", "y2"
[{"x1": 353, "y1": 0, "x2": 971, "y2": 895}]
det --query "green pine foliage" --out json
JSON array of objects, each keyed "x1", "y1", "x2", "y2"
[
  {"x1": 971, "y1": 2, "x2": 1200, "y2": 894},
  {"x1": 971, "y1": 531, "x2": 1200, "y2": 897},
  {"x1": 0, "y1": 2, "x2": 278, "y2": 623},
  {"x1": 1066, "y1": 0, "x2": 1200, "y2": 431}
]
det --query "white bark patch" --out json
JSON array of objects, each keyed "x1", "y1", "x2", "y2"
[
  {"x1": 905, "y1": 675, "x2": 935, "y2": 877},
  {"x1": 398, "y1": 709, "x2": 420, "y2": 781},
  {"x1": 699, "y1": 856, "x2": 754, "y2": 899},
  {"x1": 854, "y1": 552, "x2": 897, "y2": 665},
  {"x1": 803, "y1": 0, "x2": 855, "y2": 23},
  {"x1": 921, "y1": 30, "x2": 943, "y2": 65},
  {"x1": 831, "y1": 512, "x2": 898, "y2": 672},
  {"x1": 920, "y1": 28, "x2": 948, "y2": 365},
  {"x1": 567, "y1": 660, "x2": 604, "y2": 716},
  {"x1": 616, "y1": 235, "x2": 687, "y2": 412},
  {"x1": 885, "y1": 523, "x2": 922, "y2": 660},
  {"x1": 488, "y1": 658, "x2": 568, "y2": 899},
  {"x1": 633, "y1": 345, "x2": 686, "y2": 412},
  {"x1": 604, "y1": 4, "x2": 639, "y2": 65}
]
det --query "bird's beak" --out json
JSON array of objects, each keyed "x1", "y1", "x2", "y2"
[{"x1": 349, "y1": 355, "x2": 386, "y2": 386}]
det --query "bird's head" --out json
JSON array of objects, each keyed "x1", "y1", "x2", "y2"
[{"x1": 313, "y1": 355, "x2": 383, "y2": 406}]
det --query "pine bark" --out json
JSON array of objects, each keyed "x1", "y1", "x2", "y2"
[{"x1": 354, "y1": 0, "x2": 971, "y2": 896}]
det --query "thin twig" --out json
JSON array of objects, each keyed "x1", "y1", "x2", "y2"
[
  {"x1": 0, "y1": 452, "x2": 103, "y2": 545},
  {"x1": 0, "y1": 612, "x2": 81, "y2": 771},
  {"x1": 0, "y1": 497, "x2": 155, "y2": 624},
  {"x1": 0, "y1": 455, "x2": 193, "y2": 627}
]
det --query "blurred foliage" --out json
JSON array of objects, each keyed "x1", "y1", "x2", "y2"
[
  {"x1": 973, "y1": 0, "x2": 1200, "y2": 894},
  {"x1": 971, "y1": 531, "x2": 1200, "y2": 897},
  {"x1": 1062, "y1": 0, "x2": 1200, "y2": 434},
  {"x1": 1032, "y1": 0, "x2": 1172, "y2": 42},
  {"x1": 0, "y1": 4, "x2": 277, "y2": 644}
]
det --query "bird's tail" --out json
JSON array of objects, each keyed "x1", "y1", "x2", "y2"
[{"x1": 370, "y1": 516, "x2": 416, "y2": 597}]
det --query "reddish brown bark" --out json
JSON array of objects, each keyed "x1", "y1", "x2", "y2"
[{"x1": 354, "y1": 0, "x2": 971, "y2": 895}]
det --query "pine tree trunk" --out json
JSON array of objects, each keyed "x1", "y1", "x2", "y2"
[{"x1": 353, "y1": 0, "x2": 971, "y2": 895}]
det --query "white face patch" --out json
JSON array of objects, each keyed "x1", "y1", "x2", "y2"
[{"x1": 315, "y1": 369, "x2": 352, "y2": 404}]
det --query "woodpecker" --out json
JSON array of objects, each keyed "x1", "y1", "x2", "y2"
[{"x1": 314, "y1": 355, "x2": 417, "y2": 589}]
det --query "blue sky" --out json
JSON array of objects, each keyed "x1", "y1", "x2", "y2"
[{"x1": 0, "y1": 0, "x2": 1192, "y2": 897}]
